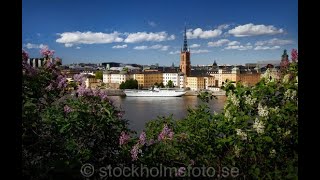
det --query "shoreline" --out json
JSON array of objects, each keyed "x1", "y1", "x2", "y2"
[{"x1": 103, "y1": 89, "x2": 226, "y2": 96}]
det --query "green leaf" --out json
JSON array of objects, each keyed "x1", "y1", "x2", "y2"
[{"x1": 264, "y1": 136, "x2": 273, "y2": 143}]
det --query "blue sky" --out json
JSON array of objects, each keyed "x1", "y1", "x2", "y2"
[{"x1": 22, "y1": 0, "x2": 298, "y2": 66}]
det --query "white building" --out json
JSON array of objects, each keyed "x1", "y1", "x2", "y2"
[
  {"x1": 103, "y1": 71, "x2": 133, "y2": 84},
  {"x1": 179, "y1": 73, "x2": 186, "y2": 89},
  {"x1": 162, "y1": 72, "x2": 186, "y2": 89},
  {"x1": 163, "y1": 73, "x2": 180, "y2": 87}
]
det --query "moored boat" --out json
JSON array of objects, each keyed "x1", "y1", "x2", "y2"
[{"x1": 124, "y1": 88, "x2": 186, "y2": 97}]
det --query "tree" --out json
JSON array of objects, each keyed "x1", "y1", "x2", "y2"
[
  {"x1": 95, "y1": 70, "x2": 103, "y2": 80},
  {"x1": 158, "y1": 82, "x2": 165, "y2": 88},
  {"x1": 154, "y1": 82, "x2": 159, "y2": 87},
  {"x1": 119, "y1": 79, "x2": 138, "y2": 89},
  {"x1": 166, "y1": 80, "x2": 174, "y2": 88}
]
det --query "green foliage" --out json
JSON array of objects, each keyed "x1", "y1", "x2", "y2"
[
  {"x1": 119, "y1": 78, "x2": 138, "y2": 89},
  {"x1": 158, "y1": 82, "x2": 165, "y2": 88},
  {"x1": 95, "y1": 70, "x2": 103, "y2": 80},
  {"x1": 166, "y1": 80, "x2": 174, "y2": 88},
  {"x1": 197, "y1": 91, "x2": 217, "y2": 103},
  {"x1": 123, "y1": 61, "x2": 298, "y2": 179},
  {"x1": 22, "y1": 51, "x2": 133, "y2": 179}
]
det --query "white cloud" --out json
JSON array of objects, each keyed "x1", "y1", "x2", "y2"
[
  {"x1": 112, "y1": 44, "x2": 128, "y2": 49},
  {"x1": 169, "y1": 50, "x2": 180, "y2": 55},
  {"x1": 56, "y1": 31, "x2": 123, "y2": 47},
  {"x1": 124, "y1": 32, "x2": 175, "y2": 43},
  {"x1": 65, "y1": 43, "x2": 73, "y2": 47},
  {"x1": 186, "y1": 28, "x2": 222, "y2": 39},
  {"x1": 148, "y1": 21, "x2": 157, "y2": 27},
  {"x1": 217, "y1": 24, "x2": 230, "y2": 30},
  {"x1": 133, "y1": 44, "x2": 169, "y2": 51},
  {"x1": 76, "y1": 47, "x2": 81, "y2": 49},
  {"x1": 190, "y1": 44, "x2": 201, "y2": 48},
  {"x1": 208, "y1": 39, "x2": 230, "y2": 47},
  {"x1": 225, "y1": 45, "x2": 253, "y2": 51},
  {"x1": 246, "y1": 42, "x2": 251, "y2": 45},
  {"x1": 192, "y1": 49, "x2": 211, "y2": 54},
  {"x1": 227, "y1": 41, "x2": 240, "y2": 46},
  {"x1": 24, "y1": 43, "x2": 47, "y2": 49},
  {"x1": 228, "y1": 23, "x2": 284, "y2": 37},
  {"x1": 133, "y1": 46, "x2": 148, "y2": 50},
  {"x1": 255, "y1": 38, "x2": 294, "y2": 46},
  {"x1": 254, "y1": 46, "x2": 280, "y2": 50}
]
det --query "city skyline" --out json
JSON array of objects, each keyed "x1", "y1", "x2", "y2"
[{"x1": 22, "y1": 0, "x2": 298, "y2": 66}]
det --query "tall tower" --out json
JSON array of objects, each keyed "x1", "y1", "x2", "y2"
[{"x1": 180, "y1": 26, "x2": 191, "y2": 77}]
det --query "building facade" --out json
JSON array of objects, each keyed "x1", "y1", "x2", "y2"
[
  {"x1": 163, "y1": 73, "x2": 180, "y2": 87},
  {"x1": 133, "y1": 72, "x2": 163, "y2": 89},
  {"x1": 207, "y1": 66, "x2": 261, "y2": 87},
  {"x1": 103, "y1": 71, "x2": 134, "y2": 89},
  {"x1": 186, "y1": 76, "x2": 215, "y2": 91}
]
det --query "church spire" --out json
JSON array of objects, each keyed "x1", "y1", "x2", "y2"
[{"x1": 183, "y1": 26, "x2": 188, "y2": 52}]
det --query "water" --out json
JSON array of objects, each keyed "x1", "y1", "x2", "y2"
[{"x1": 109, "y1": 96, "x2": 227, "y2": 133}]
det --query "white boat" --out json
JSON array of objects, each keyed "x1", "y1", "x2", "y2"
[{"x1": 124, "y1": 88, "x2": 186, "y2": 97}]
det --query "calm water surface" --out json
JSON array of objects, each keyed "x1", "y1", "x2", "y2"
[{"x1": 109, "y1": 96, "x2": 227, "y2": 133}]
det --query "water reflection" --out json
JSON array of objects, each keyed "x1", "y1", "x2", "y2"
[{"x1": 109, "y1": 96, "x2": 226, "y2": 133}]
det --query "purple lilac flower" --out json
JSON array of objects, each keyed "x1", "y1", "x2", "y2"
[
  {"x1": 77, "y1": 85, "x2": 93, "y2": 96},
  {"x1": 291, "y1": 49, "x2": 298, "y2": 62},
  {"x1": 40, "y1": 46, "x2": 55, "y2": 58},
  {"x1": 92, "y1": 89, "x2": 99, "y2": 96},
  {"x1": 57, "y1": 75, "x2": 68, "y2": 89},
  {"x1": 45, "y1": 61, "x2": 55, "y2": 69},
  {"x1": 130, "y1": 143, "x2": 140, "y2": 161},
  {"x1": 119, "y1": 131, "x2": 130, "y2": 146},
  {"x1": 73, "y1": 74, "x2": 86, "y2": 84},
  {"x1": 99, "y1": 90, "x2": 108, "y2": 100},
  {"x1": 190, "y1": 160, "x2": 195, "y2": 166},
  {"x1": 158, "y1": 124, "x2": 174, "y2": 141},
  {"x1": 64, "y1": 105, "x2": 72, "y2": 113},
  {"x1": 23, "y1": 63, "x2": 37, "y2": 76},
  {"x1": 176, "y1": 167, "x2": 186, "y2": 177},
  {"x1": 117, "y1": 111, "x2": 124, "y2": 118},
  {"x1": 139, "y1": 131, "x2": 146, "y2": 146},
  {"x1": 45, "y1": 83, "x2": 54, "y2": 91},
  {"x1": 147, "y1": 139, "x2": 155, "y2": 146},
  {"x1": 22, "y1": 49, "x2": 29, "y2": 61}
]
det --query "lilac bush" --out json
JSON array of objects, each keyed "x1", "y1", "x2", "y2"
[{"x1": 22, "y1": 49, "x2": 132, "y2": 179}]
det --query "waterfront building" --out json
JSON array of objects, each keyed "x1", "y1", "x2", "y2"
[
  {"x1": 186, "y1": 76, "x2": 215, "y2": 91},
  {"x1": 207, "y1": 65, "x2": 261, "y2": 87},
  {"x1": 103, "y1": 70, "x2": 133, "y2": 89},
  {"x1": 179, "y1": 72, "x2": 186, "y2": 89},
  {"x1": 163, "y1": 72, "x2": 181, "y2": 87},
  {"x1": 133, "y1": 72, "x2": 163, "y2": 89}
]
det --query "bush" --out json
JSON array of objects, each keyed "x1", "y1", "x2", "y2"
[
  {"x1": 22, "y1": 49, "x2": 133, "y2": 179},
  {"x1": 120, "y1": 50, "x2": 298, "y2": 179}
]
